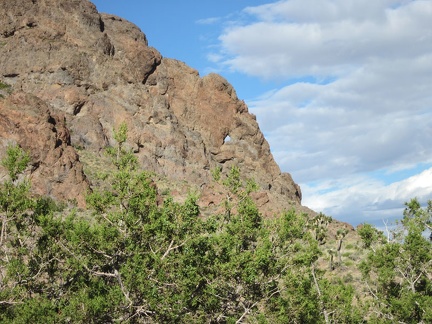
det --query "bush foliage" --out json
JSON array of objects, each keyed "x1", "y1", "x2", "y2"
[{"x1": 1, "y1": 129, "x2": 431, "y2": 323}]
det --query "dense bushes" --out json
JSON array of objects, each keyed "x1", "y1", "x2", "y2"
[{"x1": 1, "y1": 127, "x2": 431, "y2": 323}]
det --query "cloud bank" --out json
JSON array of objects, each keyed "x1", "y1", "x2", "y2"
[{"x1": 210, "y1": 0, "x2": 432, "y2": 225}]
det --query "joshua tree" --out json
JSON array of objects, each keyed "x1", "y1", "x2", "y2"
[
  {"x1": 327, "y1": 249, "x2": 336, "y2": 270},
  {"x1": 336, "y1": 228, "x2": 349, "y2": 266},
  {"x1": 310, "y1": 212, "x2": 332, "y2": 245}
]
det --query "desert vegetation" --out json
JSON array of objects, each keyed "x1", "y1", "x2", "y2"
[{"x1": 1, "y1": 125, "x2": 431, "y2": 323}]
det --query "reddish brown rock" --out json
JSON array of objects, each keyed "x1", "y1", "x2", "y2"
[
  {"x1": 0, "y1": 0, "x2": 305, "y2": 216},
  {"x1": 0, "y1": 92, "x2": 89, "y2": 206}
]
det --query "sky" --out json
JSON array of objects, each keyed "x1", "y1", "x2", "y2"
[{"x1": 92, "y1": 0, "x2": 432, "y2": 228}]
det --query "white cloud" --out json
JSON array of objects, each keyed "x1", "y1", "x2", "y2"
[
  {"x1": 196, "y1": 17, "x2": 221, "y2": 25},
  {"x1": 302, "y1": 167, "x2": 432, "y2": 226},
  {"x1": 206, "y1": 53, "x2": 224, "y2": 63},
  {"x1": 248, "y1": 68, "x2": 432, "y2": 183},
  {"x1": 243, "y1": 0, "x2": 398, "y2": 23},
  {"x1": 208, "y1": 0, "x2": 432, "y2": 225},
  {"x1": 218, "y1": 0, "x2": 432, "y2": 79}
]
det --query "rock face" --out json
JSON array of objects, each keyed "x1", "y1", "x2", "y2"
[
  {"x1": 0, "y1": 0, "x2": 305, "y2": 216},
  {"x1": 0, "y1": 92, "x2": 89, "y2": 206}
]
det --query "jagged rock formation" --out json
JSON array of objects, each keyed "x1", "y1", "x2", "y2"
[
  {"x1": 0, "y1": 92, "x2": 89, "y2": 206},
  {"x1": 0, "y1": 0, "x2": 307, "y2": 216}
]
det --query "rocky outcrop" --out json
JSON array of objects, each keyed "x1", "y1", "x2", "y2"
[
  {"x1": 0, "y1": 92, "x2": 89, "y2": 206},
  {"x1": 0, "y1": 0, "x2": 305, "y2": 216}
]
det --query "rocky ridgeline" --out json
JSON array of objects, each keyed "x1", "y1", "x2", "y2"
[{"x1": 0, "y1": 0, "x2": 309, "y2": 217}]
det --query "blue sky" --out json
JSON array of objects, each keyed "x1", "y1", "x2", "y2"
[{"x1": 92, "y1": 0, "x2": 432, "y2": 228}]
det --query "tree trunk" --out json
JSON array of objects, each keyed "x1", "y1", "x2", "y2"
[
  {"x1": 337, "y1": 239, "x2": 343, "y2": 265},
  {"x1": 311, "y1": 265, "x2": 330, "y2": 324}
]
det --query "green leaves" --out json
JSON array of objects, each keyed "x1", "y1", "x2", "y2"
[
  {"x1": 360, "y1": 199, "x2": 432, "y2": 322},
  {"x1": 358, "y1": 223, "x2": 383, "y2": 249},
  {"x1": 403, "y1": 198, "x2": 432, "y2": 234},
  {"x1": 0, "y1": 145, "x2": 34, "y2": 246},
  {"x1": 0, "y1": 145, "x2": 33, "y2": 219},
  {"x1": 106, "y1": 122, "x2": 138, "y2": 172},
  {"x1": 222, "y1": 165, "x2": 242, "y2": 194},
  {"x1": 1, "y1": 144, "x2": 30, "y2": 182},
  {"x1": 7, "y1": 134, "x2": 432, "y2": 322}
]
